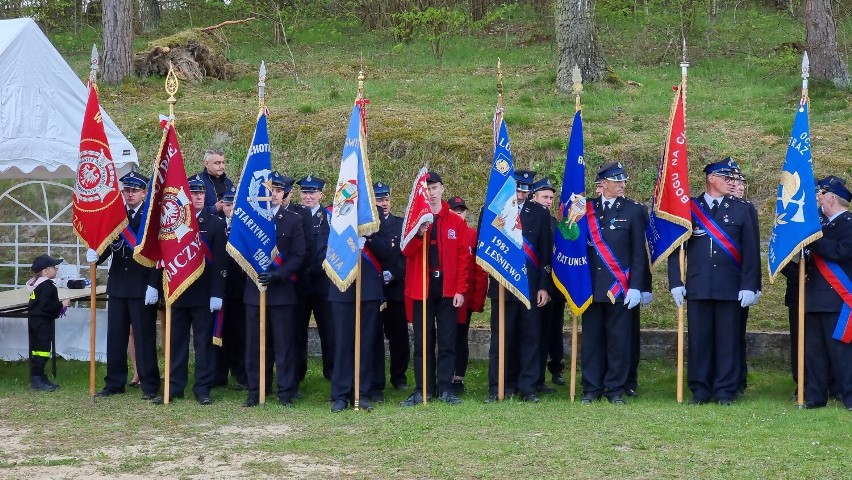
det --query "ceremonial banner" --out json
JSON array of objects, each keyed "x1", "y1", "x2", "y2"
[
  {"x1": 476, "y1": 118, "x2": 530, "y2": 309},
  {"x1": 767, "y1": 99, "x2": 822, "y2": 281},
  {"x1": 400, "y1": 166, "x2": 433, "y2": 251},
  {"x1": 133, "y1": 118, "x2": 205, "y2": 304},
  {"x1": 72, "y1": 83, "x2": 128, "y2": 254},
  {"x1": 552, "y1": 110, "x2": 592, "y2": 315},
  {"x1": 323, "y1": 103, "x2": 380, "y2": 291},
  {"x1": 647, "y1": 85, "x2": 691, "y2": 267},
  {"x1": 226, "y1": 110, "x2": 277, "y2": 288}
]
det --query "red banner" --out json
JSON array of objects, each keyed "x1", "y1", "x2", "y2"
[
  {"x1": 133, "y1": 119, "x2": 204, "y2": 304},
  {"x1": 72, "y1": 83, "x2": 128, "y2": 254},
  {"x1": 654, "y1": 86, "x2": 690, "y2": 225},
  {"x1": 400, "y1": 166, "x2": 433, "y2": 251}
]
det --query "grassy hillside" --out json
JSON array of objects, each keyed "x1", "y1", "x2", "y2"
[{"x1": 39, "y1": 5, "x2": 852, "y2": 330}]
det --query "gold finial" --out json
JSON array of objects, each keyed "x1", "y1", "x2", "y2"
[
  {"x1": 497, "y1": 58, "x2": 503, "y2": 109},
  {"x1": 258, "y1": 61, "x2": 267, "y2": 109},
  {"x1": 357, "y1": 69, "x2": 365, "y2": 100},
  {"x1": 165, "y1": 62, "x2": 179, "y2": 119}
]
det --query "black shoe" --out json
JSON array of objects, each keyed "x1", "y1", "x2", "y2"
[
  {"x1": 40, "y1": 375, "x2": 60, "y2": 388},
  {"x1": 141, "y1": 392, "x2": 157, "y2": 401},
  {"x1": 451, "y1": 380, "x2": 466, "y2": 395},
  {"x1": 368, "y1": 392, "x2": 385, "y2": 403},
  {"x1": 233, "y1": 383, "x2": 249, "y2": 391},
  {"x1": 293, "y1": 391, "x2": 303, "y2": 400},
  {"x1": 401, "y1": 391, "x2": 429, "y2": 407},
  {"x1": 393, "y1": 382, "x2": 409, "y2": 391},
  {"x1": 95, "y1": 388, "x2": 124, "y2": 397},
  {"x1": 30, "y1": 377, "x2": 58, "y2": 392},
  {"x1": 196, "y1": 394, "x2": 213, "y2": 405},
  {"x1": 129, "y1": 380, "x2": 141, "y2": 388},
  {"x1": 522, "y1": 393, "x2": 541, "y2": 403},
  {"x1": 331, "y1": 399, "x2": 348, "y2": 412},
  {"x1": 485, "y1": 394, "x2": 498, "y2": 403},
  {"x1": 688, "y1": 398, "x2": 709, "y2": 405},
  {"x1": 625, "y1": 388, "x2": 638, "y2": 397},
  {"x1": 152, "y1": 393, "x2": 183, "y2": 404},
  {"x1": 243, "y1": 397, "x2": 259, "y2": 407},
  {"x1": 438, "y1": 391, "x2": 462, "y2": 405},
  {"x1": 803, "y1": 401, "x2": 826, "y2": 410},
  {"x1": 279, "y1": 398, "x2": 294, "y2": 408},
  {"x1": 581, "y1": 393, "x2": 600, "y2": 405},
  {"x1": 552, "y1": 374, "x2": 565, "y2": 386},
  {"x1": 717, "y1": 399, "x2": 733, "y2": 406},
  {"x1": 536, "y1": 385, "x2": 556, "y2": 395},
  {"x1": 608, "y1": 395, "x2": 626, "y2": 405},
  {"x1": 358, "y1": 398, "x2": 373, "y2": 411}
]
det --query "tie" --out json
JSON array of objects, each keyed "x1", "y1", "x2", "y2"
[
  {"x1": 603, "y1": 201, "x2": 610, "y2": 214},
  {"x1": 710, "y1": 199, "x2": 719, "y2": 216},
  {"x1": 127, "y1": 208, "x2": 134, "y2": 221}
]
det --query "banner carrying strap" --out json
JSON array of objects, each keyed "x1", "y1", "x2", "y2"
[
  {"x1": 586, "y1": 202, "x2": 630, "y2": 303},
  {"x1": 690, "y1": 199, "x2": 742, "y2": 269}
]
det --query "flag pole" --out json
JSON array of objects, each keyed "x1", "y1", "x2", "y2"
[
  {"x1": 354, "y1": 69, "x2": 366, "y2": 412},
  {"x1": 496, "y1": 58, "x2": 506, "y2": 401},
  {"x1": 422, "y1": 235, "x2": 428, "y2": 405},
  {"x1": 568, "y1": 65, "x2": 583, "y2": 403},
  {"x1": 88, "y1": 44, "x2": 99, "y2": 401},
  {"x1": 797, "y1": 54, "x2": 809, "y2": 409},
  {"x1": 163, "y1": 63, "x2": 180, "y2": 405},
  {"x1": 257, "y1": 62, "x2": 268, "y2": 407},
  {"x1": 676, "y1": 41, "x2": 689, "y2": 404}
]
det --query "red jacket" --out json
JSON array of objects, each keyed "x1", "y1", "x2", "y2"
[
  {"x1": 402, "y1": 200, "x2": 470, "y2": 300},
  {"x1": 458, "y1": 223, "x2": 488, "y2": 323}
]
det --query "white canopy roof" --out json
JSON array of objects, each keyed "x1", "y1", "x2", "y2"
[{"x1": 0, "y1": 18, "x2": 138, "y2": 179}]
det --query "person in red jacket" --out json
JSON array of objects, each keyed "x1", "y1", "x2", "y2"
[
  {"x1": 447, "y1": 196, "x2": 488, "y2": 395},
  {"x1": 401, "y1": 172, "x2": 470, "y2": 406}
]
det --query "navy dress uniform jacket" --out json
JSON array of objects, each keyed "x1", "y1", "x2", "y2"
[
  {"x1": 372, "y1": 213, "x2": 406, "y2": 302},
  {"x1": 667, "y1": 194, "x2": 761, "y2": 299},
  {"x1": 171, "y1": 210, "x2": 227, "y2": 308},
  {"x1": 806, "y1": 211, "x2": 852, "y2": 313},
  {"x1": 97, "y1": 205, "x2": 159, "y2": 296},
  {"x1": 586, "y1": 196, "x2": 648, "y2": 301},
  {"x1": 244, "y1": 207, "x2": 306, "y2": 306}
]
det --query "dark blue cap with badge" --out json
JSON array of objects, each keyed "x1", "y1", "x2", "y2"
[
  {"x1": 221, "y1": 186, "x2": 236, "y2": 203},
  {"x1": 818, "y1": 175, "x2": 846, "y2": 190},
  {"x1": 820, "y1": 175, "x2": 852, "y2": 202},
  {"x1": 120, "y1": 171, "x2": 148, "y2": 190},
  {"x1": 703, "y1": 157, "x2": 740, "y2": 178},
  {"x1": 532, "y1": 177, "x2": 556, "y2": 194},
  {"x1": 297, "y1": 175, "x2": 326, "y2": 192},
  {"x1": 187, "y1": 175, "x2": 206, "y2": 192},
  {"x1": 426, "y1": 171, "x2": 443, "y2": 184},
  {"x1": 514, "y1": 170, "x2": 536, "y2": 192},
  {"x1": 270, "y1": 171, "x2": 296, "y2": 191},
  {"x1": 374, "y1": 181, "x2": 391, "y2": 198},
  {"x1": 595, "y1": 162, "x2": 628, "y2": 182}
]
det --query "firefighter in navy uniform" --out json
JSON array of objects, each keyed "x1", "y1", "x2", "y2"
[
  {"x1": 90, "y1": 171, "x2": 161, "y2": 401},
  {"x1": 153, "y1": 176, "x2": 227, "y2": 405},
  {"x1": 243, "y1": 172, "x2": 306, "y2": 407},
  {"x1": 581, "y1": 162, "x2": 647, "y2": 405},
  {"x1": 328, "y1": 234, "x2": 385, "y2": 412},
  {"x1": 486, "y1": 170, "x2": 553, "y2": 403},
  {"x1": 295, "y1": 175, "x2": 334, "y2": 381},
  {"x1": 369, "y1": 181, "x2": 410, "y2": 397},
  {"x1": 668, "y1": 158, "x2": 761, "y2": 406},
  {"x1": 802, "y1": 176, "x2": 852, "y2": 410},
  {"x1": 213, "y1": 186, "x2": 249, "y2": 390},
  {"x1": 626, "y1": 202, "x2": 653, "y2": 398}
]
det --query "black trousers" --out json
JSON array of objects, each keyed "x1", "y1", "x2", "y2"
[
  {"x1": 788, "y1": 304, "x2": 800, "y2": 383},
  {"x1": 412, "y1": 288, "x2": 458, "y2": 396},
  {"x1": 581, "y1": 301, "x2": 632, "y2": 398},
  {"x1": 686, "y1": 299, "x2": 741, "y2": 402},
  {"x1": 804, "y1": 312, "x2": 852, "y2": 408},
  {"x1": 626, "y1": 305, "x2": 641, "y2": 391},
  {"x1": 28, "y1": 317, "x2": 53, "y2": 377},
  {"x1": 213, "y1": 297, "x2": 247, "y2": 387},
  {"x1": 454, "y1": 313, "x2": 471, "y2": 378},
  {"x1": 295, "y1": 292, "x2": 334, "y2": 381},
  {"x1": 488, "y1": 300, "x2": 541, "y2": 397},
  {"x1": 104, "y1": 297, "x2": 159, "y2": 395},
  {"x1": 330, "y1": 300, "x2": 379, "y2": 402},
  {"x1": 245, "y1": 304, "x2": 297, "y2": 402},
  {"x1": 538, "y1": 295, "x2": 565, "y2": 386},
  {"x1": 168, "y1": 305, "x2": 215, "y2": 398},
  {"x1": 739, "y1": 306, "x2": 749, "y2": 392},
  {"x1": 370, "y1": 300, "x2": 410, "y2": 392}
]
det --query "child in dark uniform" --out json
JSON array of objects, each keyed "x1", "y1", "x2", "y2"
[{"x1": 26, "y1": 255, "x2": 69, "y2": 392}]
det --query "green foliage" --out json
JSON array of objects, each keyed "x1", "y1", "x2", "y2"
[{"x1": 393, "y1": 6, "x2": 468, "y2": 58}]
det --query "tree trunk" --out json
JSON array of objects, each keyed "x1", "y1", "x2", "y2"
[
  {"x1": 102, "y1": 0, "x2": 134, "y2": 84},
  {"x1": 555, "y1": 0, "x2": 608, "y2": 87},
  {"x1": 805, "y1": 0, "x2": 850, "y2": 87},
  {"x1": 471, "y1": 0, "x2": 487, "y2": 22}
]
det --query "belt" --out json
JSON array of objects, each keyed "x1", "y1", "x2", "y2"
[{"x1": 430, "y1": 270, "x2": 442, "y2": 278}]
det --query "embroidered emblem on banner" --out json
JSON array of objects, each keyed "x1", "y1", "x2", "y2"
[{"x1": 75, "y1": 149, "x2": 117, "y2": 203}]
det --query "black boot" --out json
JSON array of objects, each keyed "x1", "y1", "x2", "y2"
[
  {"x1": 30, "y1": 375, "x2": 57, "y2": 392},
  {"x1": 41, "y1": 375, "x2": 60, "y2": 389}
]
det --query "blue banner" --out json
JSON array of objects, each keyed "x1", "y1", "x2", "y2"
[
  {"x1": 225, "y1": 110, "x2": 277, "y2": 288},
  {"x1": 475, "y1": 118, "x2": 530, "y2": 309},
  {"x1": 323, "y1": 103, "x2": 380, "y2": 292},
  {"x1": 767, "y1": 99, "x2": 823, "y2": 281},
  {"x1": 552, "y1": 110, "x2": 592, "y2": 315}
]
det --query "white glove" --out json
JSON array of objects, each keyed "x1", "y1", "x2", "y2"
[
  {"x1": 358, "y1": 236, "x2": 366, "y2": 249},
  {"x1": 625, "y1": 289, "x2": 641, "y2": 309},
  {"x1": 641, "y1": 291, "x2": 653, "y2": 305},
  {"x1": 670, "y1": 286, "x2": 686, "y2": 307},
  {"x1": 210, "y1": 297, "x2": 223, "y2": 312},
  {"x1": 144, "y1": 286, "x2": 159, "y2": 305},
  {"x1": 86, "y1": 248, "x2": 99, "y2": 263},
  {"x1": 738, "y1": 290, "x2": 756, "y2": 308},
  {"x1": 382, "y1": 270, "x2": 393, "y2": 283}
]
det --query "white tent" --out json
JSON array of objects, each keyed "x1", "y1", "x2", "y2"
[{"x1": 0, "y1": 17, "x2": 138, "y2": 179}]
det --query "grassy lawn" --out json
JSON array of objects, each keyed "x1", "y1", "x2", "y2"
[{"x1": 0, "y1": 357, "x2": 850, "y2": 478}]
